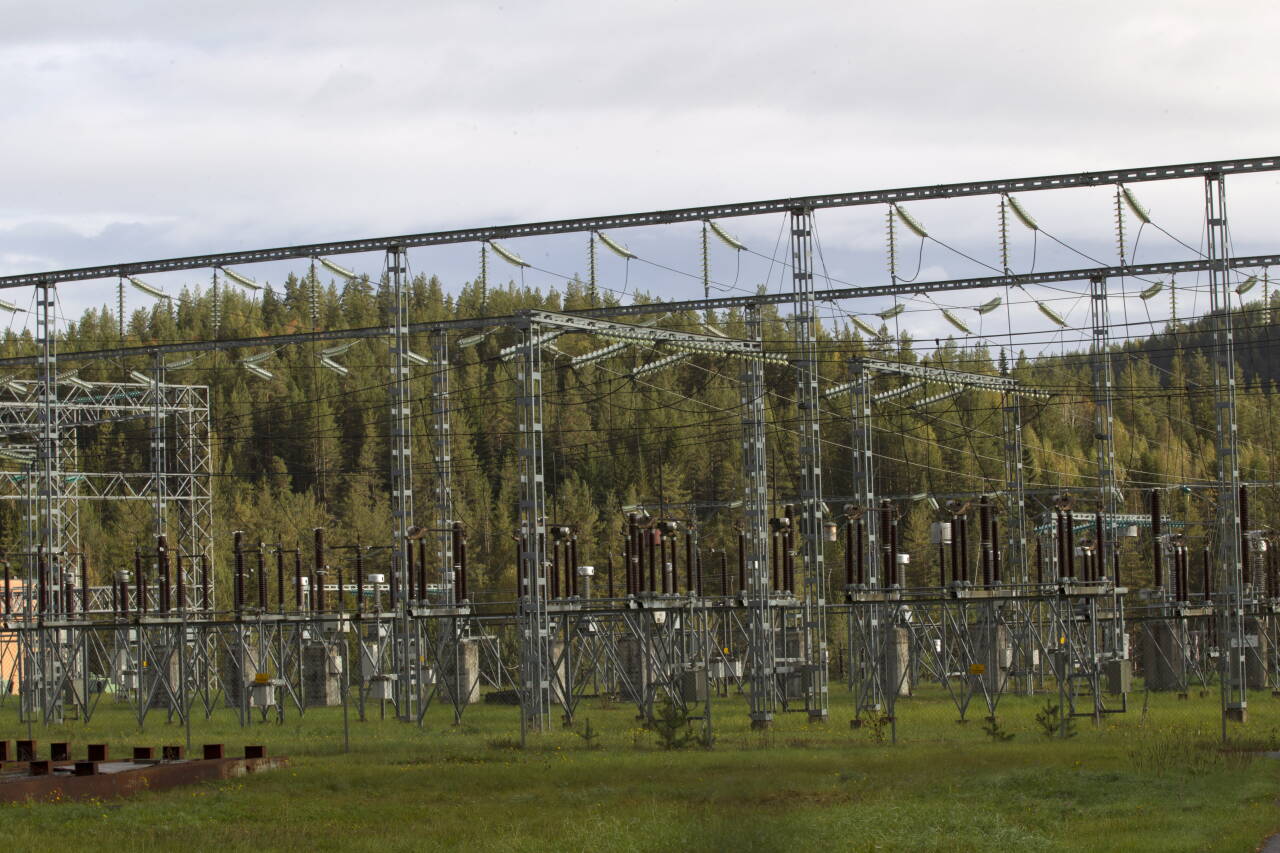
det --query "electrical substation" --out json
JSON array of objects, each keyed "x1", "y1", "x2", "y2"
[{"x1": 1, "y1": 156, "x2": 1279, "y2": 750}]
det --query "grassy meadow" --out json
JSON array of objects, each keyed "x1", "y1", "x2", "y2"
[{"x1": 3, "y1": 685, "x2": 1279, "y2": 852}]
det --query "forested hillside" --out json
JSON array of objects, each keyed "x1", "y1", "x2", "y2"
[{"x1": 5, "y1": 270, "x2": 1277, "y2": 597}]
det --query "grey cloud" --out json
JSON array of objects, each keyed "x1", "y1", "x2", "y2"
[{"x1": 0, "y1": 0, "x2": 1274, "y2": 334}]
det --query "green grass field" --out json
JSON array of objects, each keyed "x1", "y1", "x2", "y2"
[{"x1": 4, "y1": 686, "x2": 1279, "y2": 852}]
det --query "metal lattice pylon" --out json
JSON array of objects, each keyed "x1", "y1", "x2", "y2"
[{"x1": 789, "y1": 208, "x2": 830, "y2": 721}]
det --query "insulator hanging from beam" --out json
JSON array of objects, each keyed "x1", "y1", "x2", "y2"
[
  {"x1": 911, "y1": 386, "x2": 964, "y2": 408},
  {"x1": 822, "y1": 379, "x2": 861, "y2": 399},
  {"x1": 941, "y1": 309, "x2": 972, "y2": 334},
  {"x1": 877, "y1": 304, "x2": 905, "y2": 321},
  {"x1": 315, "y1": 256, "x2": 360, "y2": 280},
  {"x1": 127, "y1": 276, "x2": 170, "y2": 300},
  {"x1": 498, "y1": 329, "x2": 568, "y2": 361},
  {"x1": 850, "y1": 316, "x2": 880, "y2": 337},
  {"x1": 595, "y1": 231, "x2": 636, "y2": 260},
  {"x1": 726, "y1": 349, "x2": 789, "y2": 366},
  {"x1": 1018, "y1": 285, "x2": 1068, "y2": 327},
  {"x1": 700, "y1": 322, "x2": 729, "y2": 338},
  {"x1": 1034, "y1": 299, "x2": 1069, "y2": 327},
  {"x1": 893, "y1": 204, "x2": 929, "y2": 239},
  {"x1": 0, "y1": 298, "x2": 21, "y2": 313},
  {"x1": 631, "y1": 352, "x2": 690, "y2": 378},
  {"x1": 1121, "y1": 186, "x2": 1151, "y2": 224},
  {"x1": 241, "y1": 350, "x2": 273, "y2": 365},
  {"x1": 488, "y1": 241, "x2": 530, "y2": 268},
  {"x1": 1236, "y1": 275, "x2": 1258, "y2": 296},
  {"x1": 706, "y1": 220, "x2": 745, "y2": 251},
  {"x1": 570, "y1": 340, "x2": 630, "y2": 367},
  {"x1": 1006, "y1": 194, "x2": 1038, "y2": 230},
  {"x1": 974, "y1": 296, "x2": 1001, "y2": 315},
  {"x1": 242, "y1": 362, "x2": 274, "y2": 380},
  {"x1": 319, "y1": 356, "x2": 349, "y2": 376},
  {"x1": 220, "y1": 267, "x2": 262, "y2": 291},
  {"x1": 1139, "y1": 282, "x2": 1164, "y2": 300},
  {"x1": 60, "y1": 372, "x2": 93, "y2": 392},
  {"x1": 320, "y1": 341, "x2": 358, "y2": 358},
  {"x1": 457, "y1": 329, "x2": 492, "y2": 348},
  {"x1": 873, "y1": 380, "x2": 925, "y2": 402},
  {"x1": 403, "y1": 349, "x2": 432, "y2": 367}
]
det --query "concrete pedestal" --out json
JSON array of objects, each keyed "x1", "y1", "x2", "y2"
[
  {"x1": 437, "y1": 637, "x2": 481, "y2": 705},
  {"x1": 880, "y1": 626, "x2": 911, "y2": 698}
]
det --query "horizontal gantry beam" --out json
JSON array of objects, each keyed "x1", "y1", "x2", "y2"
[
  {"x1": 0, "y1": 252, "x2": 1268, "y2": 368},
  {"x1": 571, "y1": 253, "x2": 1280, "y2": 319},
  {"x1": 0, "y1": 156, "x2": 1276, "y2": 288}
]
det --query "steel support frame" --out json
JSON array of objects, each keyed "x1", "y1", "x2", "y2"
[
  {"x1": 386, "y1": 246, "x2": 415, "y2": 721},
  {"x1": 1089, "y1": 275, "x2": 1128, "y2": 679},
  {"x1": 5, "y1": 157, "x2": 1277, "y2": 290},
  {"x1": 1205, "y1": 174, "x2": 1249, "y2": 727},
  {"x1": 741, "y1": 307, "x2": 774, "y2": 728},
  {"x1": 517, "y1": 319, "x2": 552, "y2": 734},
  {"x1": 429, "y1": 329, "x2": 454, "y2": 603},
  {"x1": 789, "y1": 209, "x2": 829, "y2": 721}
]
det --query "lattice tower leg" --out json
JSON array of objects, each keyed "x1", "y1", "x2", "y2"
[
  {"x1": 386, "y1": 246, "x2": 415, "y2": 719},
  {"x1": 517, "y1": 320, "x2": 551, "y2": 734},
  {"x1": 851, "y1": 370, "x2": 878, "y2": 585},
  {"x1": 789, "y1": 209, "x2": 829, "y2": 721},
  {"x1": 741, "y1": 307, "x2": 773, "y2": 728},
  {"x1": 430, "y1": 329, "x2": 454, "y2": 604},
  {"x1": 1001, "y1": 395, "x2": 1028, "y2": 583},
  {"x1": 1089, "y1": 275, "x2": 1127, "y2": 666},
  {"x1": 175, "y1": 386, "x2": 213, "y2": 609},
  {"x1": 150, "y1": 353, "x2": 167, "y2": 541},
  {"x1": 1205, "y1": 175, "x2": 1248, "y2": 727}
]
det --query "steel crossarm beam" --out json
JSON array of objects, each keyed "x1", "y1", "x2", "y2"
[
  {"x1": 3, "y1": 251, "x2": 1280, "y2": 371},
  {"x1": 0, "y1": 472, "x2": 194, "y2": 500},
  {"x1": 518, "y1": 310, "x2": 761, "y2": 354},
  {"x1": 2, "y1": 157, "x2": 1276, "y2": 289},
  {"x1": 568, "y1": 253, "x2": 1280, "y2": 320},
  {"x1": 0, "y1": 320, "x2": 504, "y2": 369},
  {"x1": 0, "y1": 383, "x2": 204, "y2": 418},
  {"x1": 853, "y1": 357, "x2": 1020, "y2": 391}
]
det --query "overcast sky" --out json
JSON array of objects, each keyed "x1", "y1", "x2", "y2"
[{"x1": 2, "y1": 0, "x2": 1278, "y2": 348}]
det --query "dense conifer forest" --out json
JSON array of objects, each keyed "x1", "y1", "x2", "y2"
[{"x1": 10, "y1": 270, "x2": 1278, "y2": 598}]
